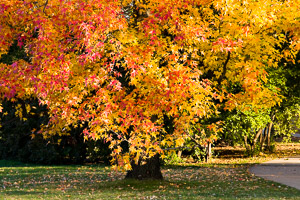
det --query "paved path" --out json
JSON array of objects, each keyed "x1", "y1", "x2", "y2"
[
  {"x1": 293, "y1": 133, "x2": 300, "y2": 138},
  {"x1": 249, "y1": 156, "x2": 300, "y2": 190}
]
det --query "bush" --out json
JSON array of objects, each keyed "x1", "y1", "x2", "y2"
[{"x1": 0, "y1": 99, "x2": 111, "y2": 164}]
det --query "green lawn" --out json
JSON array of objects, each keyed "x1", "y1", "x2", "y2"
[{"x1": 1, "y1": 159, "x2": 300, "y2": 200}]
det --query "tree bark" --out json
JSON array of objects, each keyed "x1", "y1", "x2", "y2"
[
  {"x1": 177, "y1": 150, "x2": 182, "y2": 159},
  {"x1": 244, "y1": 135, "x2": 250, "y2": 151},
  {"x1": 125, "y1": 154, "x2": 163, "y2": 180},
  {"x1": 261, "y1": 127, "x2": 267, "y2": 150},
  {"x1": 259, "y1": 128, "x2": 264, "y2": 150},
  {"x1": 253, "y1": 129, "x2": 263, "y2": 151},
  {"x1": 205, "y1": 142, "x2": 212, "y2": 162},
  {"x1": 266, "y1": 115, "x2": 275, "y2": 149},
  {"x1": 266, "y1": 121, "x2": 273, "y2": 149}
]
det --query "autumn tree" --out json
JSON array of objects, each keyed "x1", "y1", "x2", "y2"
[
  {"x1": 221, "y1": 2, "x2": 300, "y2": 153},
  {"x1": 0, "y1": 0, "x2": 299, "y2": 179}
]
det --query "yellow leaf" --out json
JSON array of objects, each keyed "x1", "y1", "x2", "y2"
[{"x1": 175, "y1": 138, "x2": 185, "y2": 147}]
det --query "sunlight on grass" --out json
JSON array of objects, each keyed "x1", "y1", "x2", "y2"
[
  {"x1": 1, "y1": 161, "x2": 300, "y2": 199},
  {"x1": 1, "y1": 142, "x2": 300, "y2": 199}
]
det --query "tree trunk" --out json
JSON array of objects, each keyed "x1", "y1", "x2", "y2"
[
  {"x1": 259, "y1": 128, "x2": 264, "y2": 150},
  {"x1": 253, "y1": 129, "x2": 263, "y2": 150},
  {"x1": 261, "y1": 127, "x2": 268, "y2": 150},
  {"x1": 246, "y1": 129, "x2": 262, "y2": 155},
  {"x1": 205, "y1": 142, "x2": 212, "y2": 162},
  {"x1": 125, "y1": 154, "x2": 163, "y2": 180},
  {"x1": 244, "y1": 135, "x2": 250, "y2": 151},
  {"x1": 266, "y1": 121, "x2": 273, "y2": 150},
  {"x1": 177, "y1": 150, "x2": 182, "y2": 159}
]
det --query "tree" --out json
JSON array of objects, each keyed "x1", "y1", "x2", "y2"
[
  {"x1": 268, "y1": 49, "x2": 300, "y2": 144},
  {"x1": 223, "y1": 107, "x2": 272, "y2": 155},
  {"x1": 0, "y1": 0, "x2": 299, "y2": 179}
]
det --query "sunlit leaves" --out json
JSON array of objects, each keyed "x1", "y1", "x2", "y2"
[{"x1": 0, "y1": 0, "x2": 299, "y2": 169}]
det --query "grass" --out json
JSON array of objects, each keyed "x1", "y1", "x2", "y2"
[{"x1": 1, "y1": 142, "x2": 300, "y2": 200}]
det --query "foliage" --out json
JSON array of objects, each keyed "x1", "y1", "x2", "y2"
[
  {"x1": 0, "y1": 99, "x2": 112, "y2": 164},
  {"x1": 268, "y1": 50, "x2": 300, "y2": 141},
  {"x1": 163, "y1": 151, "x2": 184, "y2": 165},
  {"x1": 223, "y1": 108, "x2": 271, "y2": 154},
  {"x1": 219, "y1": 27, "x2": 300, "y2": 154},
  {"x1": 0, "y1": 0, "x2": 299, "y2": 170},
  {"x1": 274, "y1": 104, "x2": 300, "y2": 141},
  {"x1": 0, "y1": 99, "x2": 53, "y2": 163},
  {"x1": 0, "y1": 26, "x2": 111, "y2": 165}
]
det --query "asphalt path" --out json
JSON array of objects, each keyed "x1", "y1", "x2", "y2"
[
  {"x1": 249, "y1": 156, "x2": 300, "y2": 190},
  {"x1": 293, "y1": 133, "x2": 300, "y2": 138}
]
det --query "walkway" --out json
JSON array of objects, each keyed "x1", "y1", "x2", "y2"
[{"x1": 249, "y1": 156, "x2": 300, "y2": 190}]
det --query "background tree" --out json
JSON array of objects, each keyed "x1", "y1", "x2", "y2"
[
  {"x1": 0, "y1": 36, "x2": 111, "y2": 164},
  {"x1": 268, "y1": 50, "x2": 300, "y2": 144}
]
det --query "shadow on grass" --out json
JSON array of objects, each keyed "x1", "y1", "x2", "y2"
[
  {"x1": 3, "y1": 190, "x2": 44, "y2": 196},
  {"x1": 0, "y1": 159, "x2": 86, "y2": 168},
  {"x1": 0, "y1": 160, "x2": 33, "y2": 167},
  {"x1": 1, "y1": 159, "x2": 300, "y2": 199},
  {"x1": 163, "y1": 162, "x2": 253, "y2": 170}
]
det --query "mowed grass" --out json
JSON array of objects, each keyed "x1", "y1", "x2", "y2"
[{"x1": 1, "y1": 142, "x2": 300, "y2": 200}]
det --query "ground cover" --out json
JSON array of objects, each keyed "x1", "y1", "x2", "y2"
[{"x1": 1, "y1": 142, "x2": 300, "y2": 200}]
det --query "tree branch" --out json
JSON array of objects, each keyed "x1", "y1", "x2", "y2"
[
  {"x1": 185, "y1": 129, "x2": 202, "y2": 147},
  {"x1": 160, "y1": 146, "x2": 201, "y2": 151},
  {"x1": 43, "y1": 0, "x2": 48, "y2": 13},
  {"x1": 217, "y1": 51, "x2": 230, "y2": 86}
]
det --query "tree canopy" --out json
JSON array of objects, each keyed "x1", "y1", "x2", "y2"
[{"x1": 0, "y1": 0, "x2": 299, "y2": 170}]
